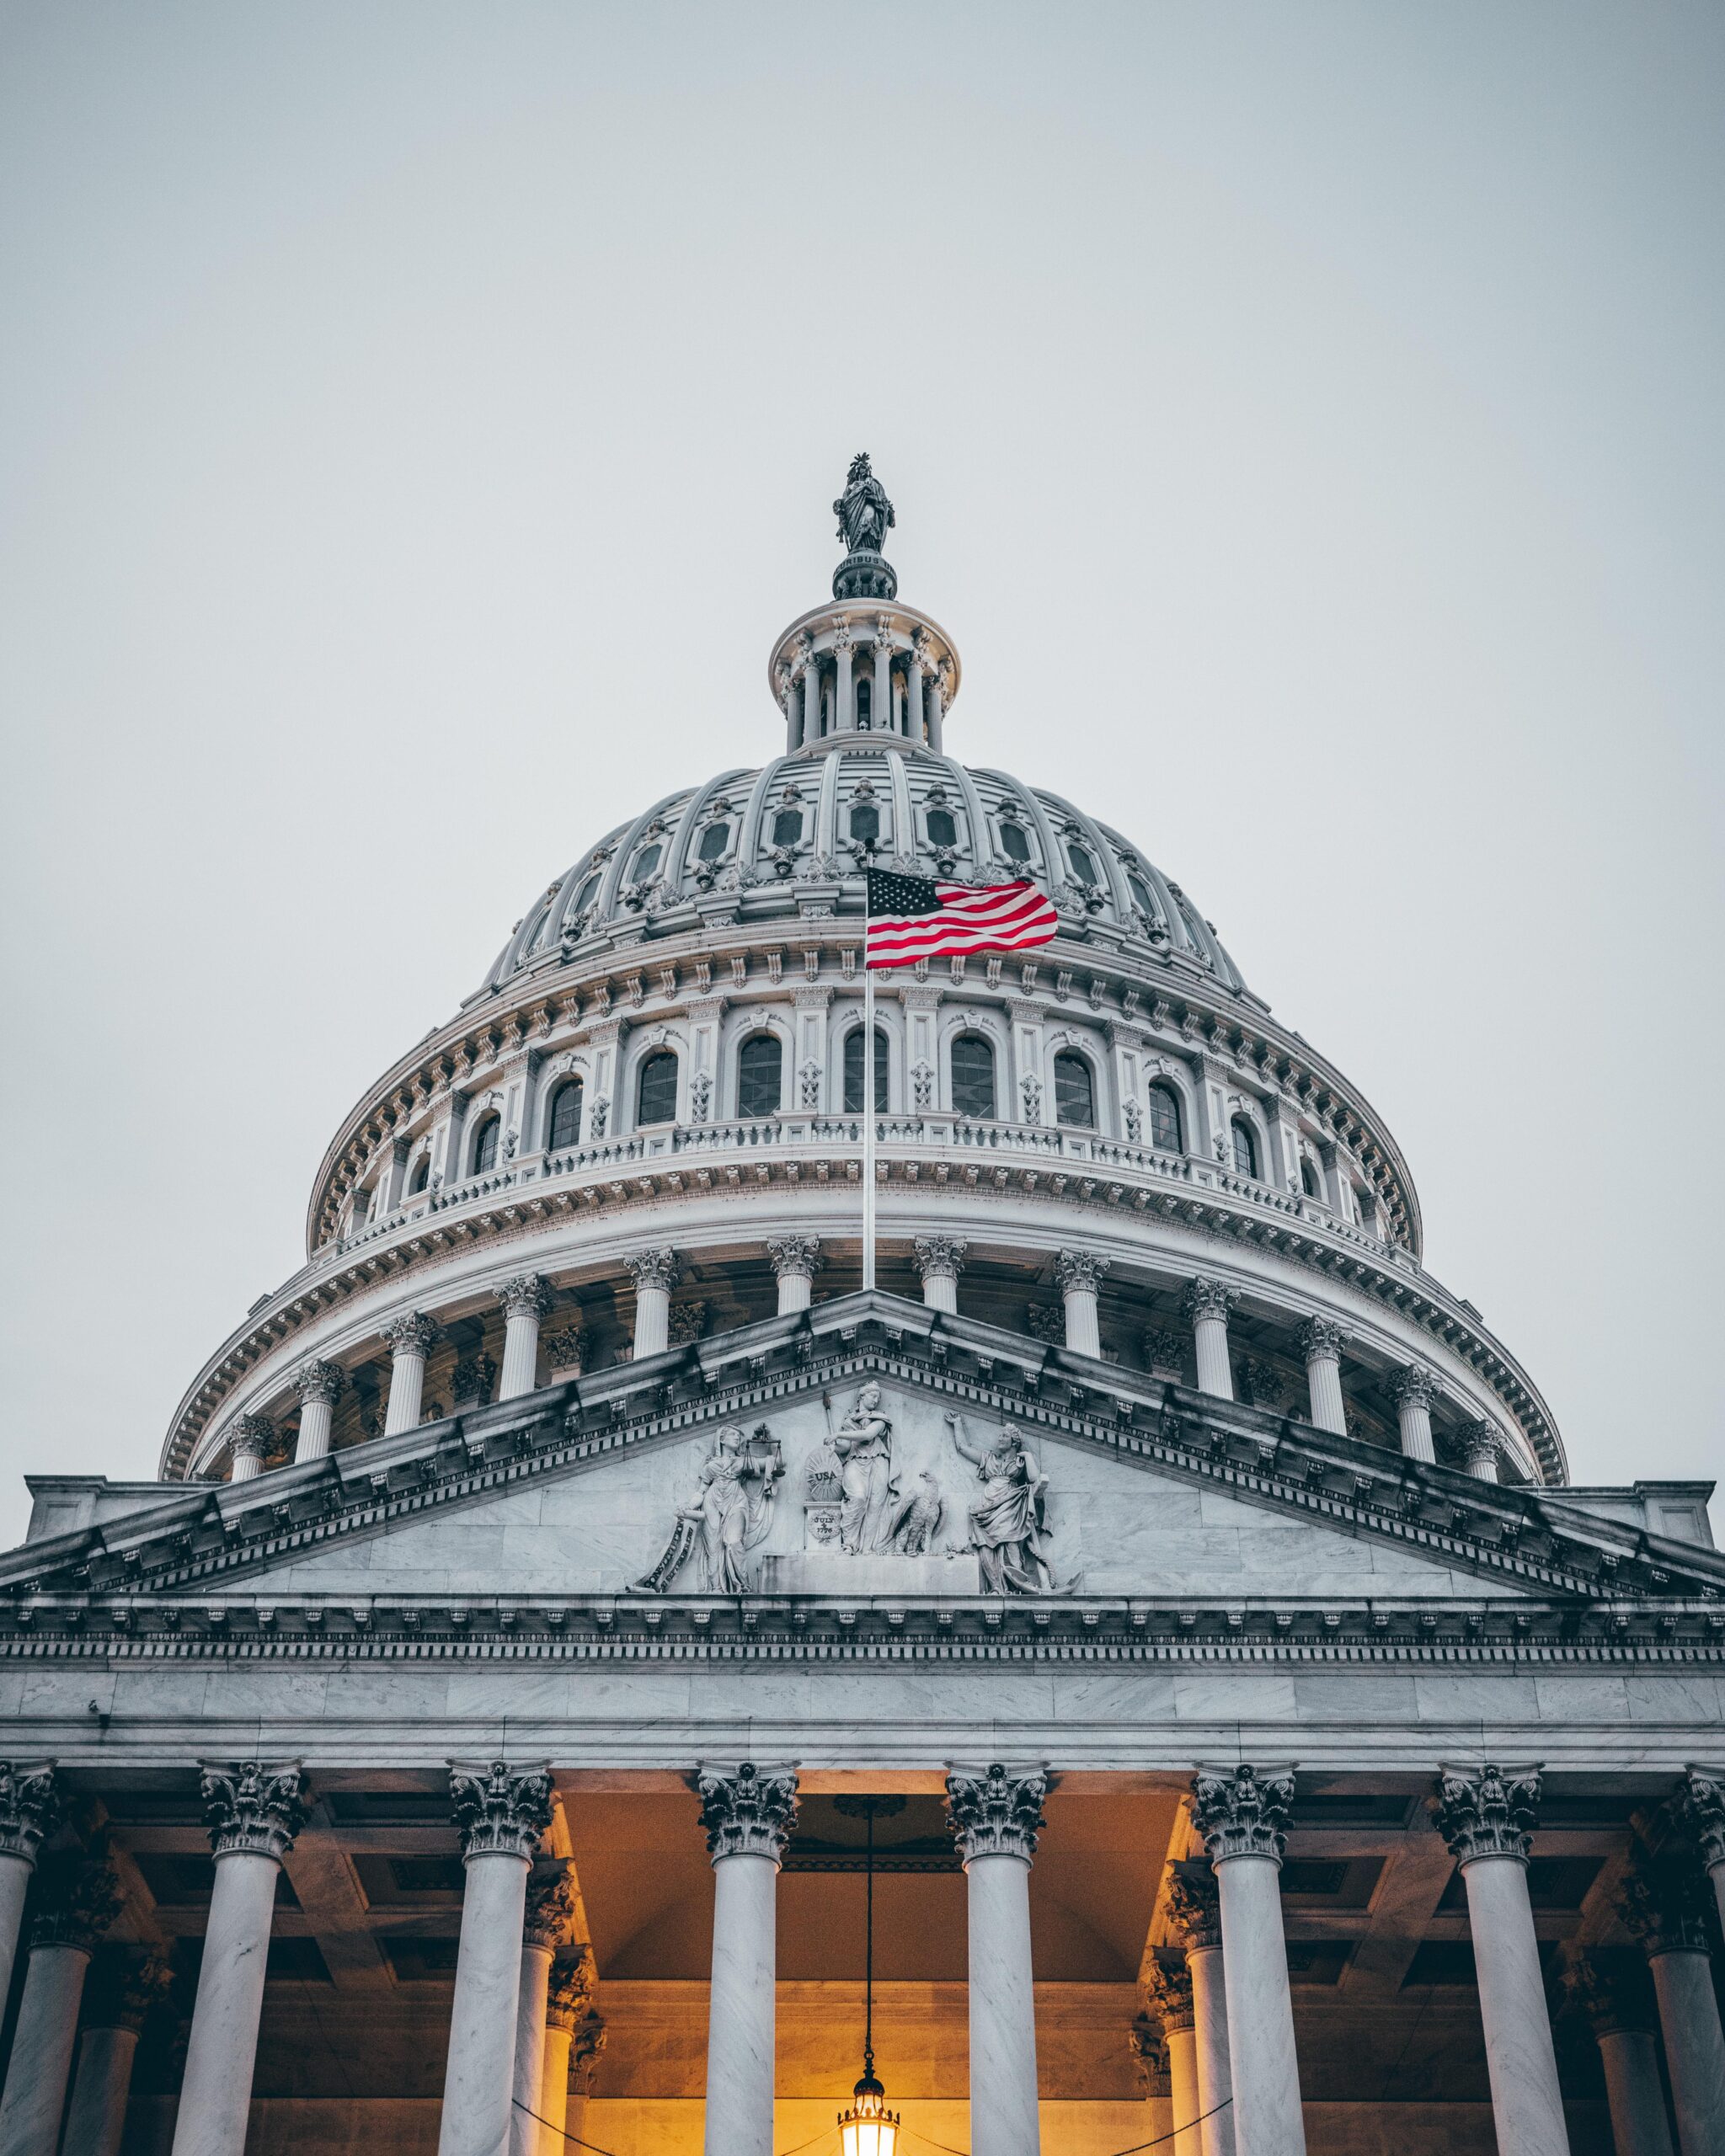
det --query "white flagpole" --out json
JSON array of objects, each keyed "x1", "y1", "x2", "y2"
[{"x1": 862, "y1": 962, "x2": 877, "y2": 1292}]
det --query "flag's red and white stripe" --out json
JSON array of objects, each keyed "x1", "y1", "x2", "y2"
[{"x1": 865, "y1": 880, "x2": 1060, "y2": 969}]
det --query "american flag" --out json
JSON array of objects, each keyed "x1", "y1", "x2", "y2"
[{"x1": 864, "y1": 868, "x2": 1060, "y2": 969}]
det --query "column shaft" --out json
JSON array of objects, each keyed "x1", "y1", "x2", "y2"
[
  {"x1": 634, "y1": 1283, "x2": 670, "y2": 1358},
  {"x1": 1305, "y1": 1354, "x2": 1345, "y2": 1435},
  {"x1": 966, "y1": 1853, "x2": 1040, "y2": 2156},
  {"x1": 228, "y1": 1449, "x2": 264, "y2": 1484},
  {"x1": 296, "y1": 1397, "x2": 334, "y2": 1460},
  {"x1": 385, "y1": 1348, "x2": 427, "y2": 1435},
  {"x1": 703, "y1": 1853, "x2": 778, "y2": 2156},
  {"x1": 538, "y1": 2027, "x2": 573, "y2": 2156},
  {"x1": 0, "y1": 1853, "x2": 32, "y2": 2015},
  {"x1": 1186, "y1": 1945, "x2": 1236, "y2": 2156},
  {"x1": 835, "y1": 646, "x2": 854, "y2": 732},
  {"x1": 510, "y1": 1941, "x2": 555, "y2": 2156},
  {"x1": 904, "y1": 659, "x2": 925, "y2": 741},
  {"x1": 1168, "y1": 2028, "x2": 1203, "y2": 2156},
  {"x1": 778, "y1": 1271, "x2": 811, "y2": 1314},
  {"x1": 1193, "y1": 1317, "x2": 1232, "y2": 1400},
  {"x1": 927, "y1": 676, "x2": 944, "y2": 753},
  {"x1": 61, "y1": 2024, "x2": 140, "y2": 2156},
  {"x1": 1596, "y1": 2029, "x2": 1675, "y2": 2156},
  {"x1": 0, "y1": 1944, "x2": 89, "y2": 2156},
  {"x1": 170, "y1": 1850, "x2": 280, "y2": 2156},
  {"x1": 1460, "y1": 1855, "x2": 1571, "y2": 2156},
  {"x1": 1215, "y1": 1855, "x2": 1306, "y2": 2156},
  {"x1": 499, "y1": 1312, "x2": 542, "y2": 1401},
  {"x1": 1061, "y1": 1285, "x2": 1100, "y2": 1357},
  {"x1": 804, "y1": 664, "x2": 822, "y2": 744},
  {"x1": 1648, "y1": 1950, "x2": 1725, "y2": 2156},
  {"x1": 440, "y1": 1852, "x2": 532, "y2": 2156},
  {"x1": 1396, "y1": 1398, "x2": 1435, "y2": 1461},
  {"x1": 923, "y1": 1270, "x2": 959, "y2": 1315},
  {"x1": 872, "y1": 642, "x2": 891, "y2": 735}
]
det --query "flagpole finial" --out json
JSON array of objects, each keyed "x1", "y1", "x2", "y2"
[{"x1": 832, "y1": 453, "x2": 897, "y2": 602}]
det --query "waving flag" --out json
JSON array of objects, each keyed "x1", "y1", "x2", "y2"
[{"x1": 865, "y1": 869, "x2": 1060, "y2": 969}]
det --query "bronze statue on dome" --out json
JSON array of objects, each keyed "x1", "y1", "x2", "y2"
[{"x1": 834, "y1": 452, "x2": 895, "y2": 558}]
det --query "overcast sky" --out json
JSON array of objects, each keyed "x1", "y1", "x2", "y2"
[{"x1": 3, "y1": 3, "x2": 1721, "y2": 1546}]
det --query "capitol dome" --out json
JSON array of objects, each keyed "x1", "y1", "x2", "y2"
[{"x1": 161, "y1": 457, "x2": 1562, "y2": 1489}]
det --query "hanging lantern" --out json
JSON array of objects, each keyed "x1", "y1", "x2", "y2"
[{"x1": 835, "y1": 1796, "x2": 902, "y2": 2156}]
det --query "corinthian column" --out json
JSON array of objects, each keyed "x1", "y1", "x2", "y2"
[
  {"x1": 871, "y1": 616, "x2": 893, "y2": 737},
  {"x1": 626, "y1": 1251, "x2": 679, "y2": 1359},
  {"x1": 1455, "y1": 1421, "x2": 1503, "y2": 1485},
  {"x1": 225, "y1": 1414, "x2": 274, "y2": 1485},
  {"x1": 1166, "y1": 1869, "x2": 1235, "y2": 2156},
  {"x1": 947, "y1": 1764, "x2": 1049, "y2": 2156},
  {"x1": 1391, "y1": 1364, "x2": 1438, "y2": 1462},
  {"x1": 1618, "y1": 1838, "x2": 1725, "y2": 2156},
  {"x1": 1191, "y1": 1767, "x2": 1306, "y2": 2156},
  {"x1": 291, "y1": 1360, "x2": 344, "y2": 1463},
  {"x1": 914, "y1": 1235, "x2": 967, "y2": 1315},
  {"x1": 767, "y1": 1237, "x2": 822, "y2": 1315},
  {"x1": 510, "y1": 1866, "x2": 577, "y2": 2156},
  {"x1": 61, "y1": 1951, "x2": 170, "y2": 2156},
  {"x1": 170, "y1": 1764, "x2": 306, "y2": 2156},
  {"x1": 1183, "y1": 1280, "x2": 1237, "y2": 1401},
  {"x1": 697, "y1": 1763, "x2": 798, "y2": 2156},
  {"x1": 1054, "y1": 1250, "x2": 1109, "y2": 1357},
  {"x1": 382, "y1": 1313, "x2": 440, "y2": 1434},
  {"x1": 832, "y1": 621, "x2": 855, "y2": 732},
  {"x1": 904, "y1": 639, "x2": 927, "y2": 743},
  {"x1": 1685, "y1": 1767, "x2": 1725, "y2": 1935},
  {"x1": 439, "y1": 1764, "x2": 554, "y2": 2156},
  {"x1": 1294, "y1": 1316, "x2": 1348, "y2": 1436},
  {"x1": 1144, "y1": 1960, "x2": 1200, "y2": 2156},
  {"x1": 0, "y1": 1764, "x2": 59, "y2": 2013},
  {"x1": 0, "y1": 1859, "x2": 121, "y2": 2156},
  {"x1": 1563, "y1": 1951, "x2": 1674, "y2": 2156},
  {"x1": 541, "y1": 1951, "x2": 596, "y2": 2156},
  {"x1": 497, "y1": 1275, "x2": 553, "y2": 1401},
  {"x1": 1433, "y1": 1764, "x2": 1568, "y2": 2156}
]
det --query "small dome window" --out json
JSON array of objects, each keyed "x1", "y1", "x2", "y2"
[
  {"x1": 1054, "y1": 1050, "x2": 1096, "y2": 1129},
  {"x1": 697, "y1": 823, "x2": 730, "y2": 863},
  {"x1": 927, "y1": 808, "x2": 958, "y2": 849},
  {"x1": 1231, "y1": 1118, "x2": 1259, "y2": 1179},
  {"x1": 772, "y1": 808, "x2": 804, "y2": 847},
  {"x1": 1300, "y1": 1156, "x2": 1322, "y2": 1200},
  {"x1": 470, "y1": 1113, "x2": 500, "y2": 1176},
  {"x1": 999, "y1": 820, "x2": 1031, "y2": 863},
  {"x1": 843, "y1": 1027, "x2": 889, "y2": 1113},
  {"x1": 408, "y1": 1155, "x2": 430, "y2": 1197},
  {"x1": 736, "y1": 1033, "x2": 783, "y2": 1118},
  {"x1": 632, "y1": 842, "x2": 662, "y2": 881},
  {"x1": 547, "y1": 1077, "x2": 584, "y2": 1151},
  {"x1": 1128, "y1": 874, "x2": 1160, "y2": 925},
  {"x1": 850, "y1": 802, "x2": 880, "y2": 846},
  {"x1": 637, "y1": 1050, "x2": 679, "y2": 1128},
  {"x1": 855, "y1": 677, "x2": 873, "y2": 728},
  {"x1": 1147, "y1": 1081, "x2": 1183, "y2": 1152},
  {"x1": 951, "y1": 1034, "x2": 996, "y2": 1119},
  {"x1": 1066, "y1": 842, "x2": 1098, "y2": 887}
]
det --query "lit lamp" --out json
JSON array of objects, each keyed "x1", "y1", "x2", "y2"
[{"x1": 836, "y1": 1796, "x2": 902, "y2": 2156}]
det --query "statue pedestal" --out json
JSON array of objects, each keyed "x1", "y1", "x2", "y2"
[{"x1": 760, "y1": 1551, "x2": 981, "y2": 1596}]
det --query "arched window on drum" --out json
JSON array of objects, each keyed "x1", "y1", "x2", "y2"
[
  {"x1": 843, "y1": 1027, "x2": 889, "y2": 1113},
  {"x1": 1230, "y1": 1117, "x2": 1260, "y2": 1179},
  {"x1": 1054, "y1": 1050, "x2": 1096, "y2": 1129},
  {"x1": 469, "y1": 1113, "x2": 500, "y2": 1176},
  {"x1": 1146, "y1": 1081, "x2": 1183, "y2": 1153},
  {"x1": 950, "y1": 1035, "x2": 996, "y2": 1119},
  {"x1": 736, "y1": 1033, "x2": 783, "y2": 1118},
  {"x1": 408, "y1": 1155, "x2": 430, "y2": 1197},
  {"x1": 637, "y1": 1050, "x2": 679, "y2": 1128},
  {"x1": 547, "y1": 1076, "x2": 584, "y2": 1151}
]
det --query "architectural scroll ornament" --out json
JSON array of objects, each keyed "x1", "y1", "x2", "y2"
[
  {"x1": 946, "y1": 1764, "x2": 1049, "y2": 1864},
  {"x1": 636, "y1": 1424, "x2": 783, "y2": 1593},
  {"x1": 449, "y1": 1762, "x2": 553, "y2": 1862},
  {"x1": 228, "y1": 1413, "x2": 275, "y2": 1465},
  {"x1": 523, "y1": 1865, "x2": 580, "y2": 1951},
  {"x1": 1191, "y1": 1764, "x2": 1295, "y2": 1865},
  {"x1": 571, "y1": 2012, "x2": 608, "y2": 2091},
  {"x1": 1128, "y1": 2017, "x2": 1171, "y2": 2098},
  {"x1": 697, "y1": 1762, "x2": 798, "y2": 1864},
  {"x1": 31, "y1": 1858, "x2": 122, "y2": 1952},
  {"x1": 497, "y1": 1273, "x2": 553, "y2": 1322},
  {"x1": 202, "y1": 1761, "x2": 307, "y2": 1863},
  {"x1": 1562, "y1": 1950, "x2": 1654, "y2": 2039},
  {"x1": 1433, "y1": 1763, "x2": 1541, "y2": 1866},
  {"x1": 1684, "y1": 1765, "x2": 1725, "y2": 1870},
  {"x1": 0, "y1": 1762, "x2": 61, "y2": 1863}
]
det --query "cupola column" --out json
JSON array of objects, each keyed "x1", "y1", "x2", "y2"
[
  {"x1": 832, "y1": 622, "x2": 855, "y2": 733},
  {"x1": 871, "y1": 616, "x2": 893, "y2": 737},
  {"x1": 382, "y1": 1314, "x2": 439, "y2": 1436},
  {"x1": 227, "y1": 1414, "x2": 274, "y2": 1484},
  {"x1": 1183, "y1": 1280, "x2": 1237, "y2": 1401},
  {"x1": 799, "y1": 638, "x2": 821, "y2": 744},
  {"x1": 1055, "y1": 1249, "x2": 1109, "y2": 1357},
  {"x1": 496, "y1": 1274, "x2": 553, "y2": 1401},
  {"x1": 698, "y1": 1764, "x2": 798, "y2": 2156},
  {"x1": 767, "y1": 1236, "x2": 822, "y2": 1315},
  {"x1": 291, "y1": 1360, "x2": 344, "y2": 1463},
  {"x1": 914, "y1": 1235, "x2": 967, "y2": 1315},
  {"x1": 0, "y1": 1766, "x2": 59, "y2": 2016},
  {"x1": 1295, "y1": 1317, "x2": 1348, "y2": 1437},
  {"x1": 625, "y1": 1251, "x2": 679, "y2": 1359},
  {"x1": 926, "y1": 661, "x2": 947, "y2": 753},
  {"x1": 1456, "y1": 1420, "x2": 1503, "y2": 1484},
  {"x1": 0, "y1": 1857, "x2": 120, "y2": 2156},
  {"x1": 947, "y1": 1765, "x2": 1049, "y2": 2156},
  {"x1": 905, "y1": 639, "x2": 927, "y2": 743},
  {"x1": 1391, "y1": 1364, "x2": 1438, "y2": 1463},
  {"x1": 1618, "y1": 1836, "x2": 1725, "y2": 2156},
  {"x1": 510, "y1": 1866, "x2": 576, "y2": 2156}
]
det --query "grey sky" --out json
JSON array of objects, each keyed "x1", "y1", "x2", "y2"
[{"x1": 3, "y1": 3, "x2": 1721, "y2": 1544}]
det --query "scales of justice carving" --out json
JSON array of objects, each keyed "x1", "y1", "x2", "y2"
[{"x1": 634, "y1": 1387, "x2": 1071, "y2": 1597}]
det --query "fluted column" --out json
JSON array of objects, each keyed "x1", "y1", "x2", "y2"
[
  {"x1": 0, "y1": 1764, "x2": 59, "y2": 2013},
  {"x1": 62, "y1": 1951, "x2": 169, "y2": 2156},
  {"x1": 382, "y1": 1313, "x2": 439, "y2": 1435},
  {"x1": 767, "y1": 1237, "x2": 822, "y2": 1315},
  {"x1": 497, "y1": 1275, "x2": 553, "y2": 1401},
  {"x1": 698, "y1": 1763, "x2": 798, "y2": 2156},
  {"x1": 1564, "y1": 1952, "x2": 1675, "y2": 2156},
  {"x1": 1167, "y1": 1870, "x2": 1235, "y2": 2156},
  {"x1": 1129, "y1": 2015, "x2": 1175, "y2": 2153},
  {"x1": 510, "y1": 1866, "x2": 577, "y2": 2156},
  {"x1": 1433, "y1": 1765, "x2": 1568, "y2": 2156},
  {"x1": 871, "y1": 616, "x2": 893, "y2": 736},
  {"x1": 540, "y1": 1952, "x2": 596, "y2": 2156},
  {"x1": 169, "y1": 1764, "x2": 305, "y2": 2156},
  {"x1": 1685, "y1": 1767, "x2": 1725, "y2": 1935},
  {"x1": 1183, "y1": 1281, "x2": 1237, "y2": 1401},
  {"x1": 291, "y1": 1360, "x2": 344, "y2": 1463},
  {"x1": 904, "y1": 643, "x2": 927, "y2": 743},
  {"x1": 1144, "y1": 1960, "x2": 1201, "y2": 2156},
  {"x1": 832, "y1": 623, "x2": 855, "y2": 732},
  {"x1": 914, "y1": 1235, "x2": 967, "y2": 1315},
  {"x1": 947, "y1": 1764, "x2": 1049, "y2": 2156},
  {"x1": 927, "y1": 660, "x2": 948, "y2": 754},
  {"x1": 778, "y1": 667, "x2": 800, "y2": 756},
  {"x1": 1619, "y1": 1838, "x2": 1725, "y2": 2156},
  {"x1": 225, "y1": 1414, "x2": 273, "y2": 1484},
  {"x1": 0, "y1": 1859, "x2": 120, "y2": 2156},
  {"x1": 1295, "y1": 1316, "x2": 1348, "y2": 1436},
  {"x1": 1391, "y1": 1364, "x2": 1438, "y2": 1463},
  {"x1": 439, "y1": 1764, "x2": 554, "y2": 2156},
  {"x1": 1055, "y1": 1250, "x2": 1109, "y2": 1357},
  {"x1": 1456, "y1": 1420, "x2": 1503, "y2": 1485},
  {"x1": 800, "y1": 640, "x2": 821, "y2": 744},
  {"x1": 1192, "y1": 1766, "x2": 1305, "y2": 2156},
  {"x1": 625, "y1": 1251, "x2": 679, "y2": 1360}
]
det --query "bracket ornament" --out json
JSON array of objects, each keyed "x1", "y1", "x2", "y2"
[
  {"x1": 1191, "y1": 1764, "x2": 1294, "y2": 1865},
  {"x1": 697, "y1": 1763, "x2": 798, "y2": 1865},
  {"x1": 450, "y1": 1763, "x2": 553, "y2": 1862},
  {"x1": 202, "y1": 1761, "x2": 307, "y2": 1863},
  {"x1": 945, "y1": 1764, "x2": 1049, "y2": 1864},
  {"x1": 1434, "y1": 1764, "x2": 1540, "y2": 1866},
  {"x1": 0, "y1": 1763, "x2": 60, "y2": 1864}
]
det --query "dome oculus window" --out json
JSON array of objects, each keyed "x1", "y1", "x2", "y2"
[
  {"x1": 1065, "y1": 842, "x2": 1098, "y2": 887},
  {"x1": 547, "y1": 1076, "x2": 584, "y2": 1151},
  {"x1": 843, "y1": 1027, "x2": 889, "y2": 1113},
  {"x1": 927, "y1": 808, "x2": 958, "y2": 849},
  {"x1": 1231, "y1": 1118, "x2": 1260, "y2": 1179},
  {"x1": 697, "y1": 823, "x2": 730, "y2": 863},
  {"x1": 631, "y1": 842, "x2": 662, "y2": 882},
  {"x1": 849, "y1": 802, "x2": 880, "y2": 846},
  {"x1": 469, "y1": 1113, "x2": 500, "y2": 1176},
  {"x1": 636, "y1": 1050, "x2": 679, "y2": 1128},
  {"x1": 772, "y1": 808, "x2": 804, "y2": 847},
  {"x1": 1146, "y1": 1081, "x2": 1183, "y2": 1153},
  {"x1": 950, "y1": 1034, "x2": 996, "y2": 1119},
  {"x1": 736, "y1": 1033, "x2": 783, "y2": 1118},
  {"x1": 998, "y1": 820, "x2": 1031, "y2": 864},
  {"x1": 1128, "y1": 873, "x2": 1160, "y2": 926},
  {"x1": 1054, "y1": 1050, "x2": 1096, "y2": 1129}
]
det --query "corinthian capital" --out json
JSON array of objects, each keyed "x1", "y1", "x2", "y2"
[
  {"x1": 1455, "y1": 1421, "x2": 1502, "y2": 1476},
  {"x1": 1128, "y1": 2015, "x2": 1171, "y2": 2096},
  {"x1": 202, "y1": 1761, "x2": 307, "y2": 1862},
  {"x1": 383, "y1": 1311, "x2": 440, "y2": 1358},
  {"x1": 945, "y1": 1764, "x2": 1049, "y2": 1864},
  {"x1": 227, "y1": 1414, "x2": 275, "y2": 1465},
  {"x1": 0, "y1": 1763, "x2": 61, "y2": 1864},
  {"x1": 572, "y1": 2012, "x2": 608, "y2": 2090},
  {"x1": 625, "y1": 1249, "x2": 681, "y2": 1295},
  {"x1": 1191, "y1": 1764, "x2": 1294, "y2": 1866},
  {"x1": 523, "y1": 1864, "x2": 579, "y2": 1950},
  {"x1": 450, "y1": 1762, "x2": 553, "y2": 1862},
  {"x1": 1684, "y1": 1766, "x2": 1725, "y2": 1869},
  {"x1": 1054, "y1": 1249, "x2": 1111, "y2": 1295},
  {"x1": 292, "y1": 1359, "x2": 344, "y2": 1407},
  {"x1": 1391, "y1": 1362, "x2": 1438, "y2": 1411},
  {"x1": 1182, "y1": 1278, "x2": 1238, "y2": 1327},
  {"x1": 914, "y1": 1235, "x2": 969, "y2": 1283},
  {"x1": 1295, "y1": 1315, "x2": 1349, "y2": 1365},
  {"x1": 1563, "y1": 1950, "x2": 1654, "y2": 2039},
  {"x1": 83, "y1": 1946, "x2": 173, "y2": 2034},
  {"x1": 497, "y1": 1273, "x2": 553, "y2": 1322},
  {"x1": 1434, "y1": 1763, "x2": 1540, "y2": 1866},
  {"x1": 767, "y1": 1235, "x2": 823, "y2": 1282},
  {"x1": 546, "y1": 1946, "x2": 597, "y2": 2031},
  {"x1": 30, "y1": 1858, "x2": 121, "y2": 1953},
  {"x1": 1163, "y1": 1865, "x2": 1223, "y2": 1951},
  {"x1": 1617, "y1": 1841, "x2": 1712, "y2": 1958},
  {"x1": 1140, "y1": 1956, "x2": 1194, "y2": 2034},
  {"x1": 697, "y1": 1762, "x2": 798, "y2": 1865}
]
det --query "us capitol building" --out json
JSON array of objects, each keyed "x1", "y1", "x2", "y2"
[{"x1": 0, "y1": 462, "x2": 1721, "y2": 2156}]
